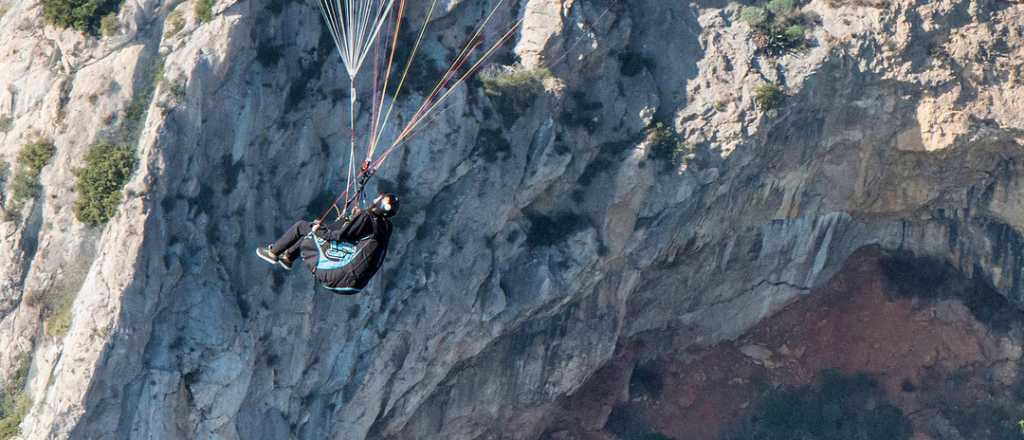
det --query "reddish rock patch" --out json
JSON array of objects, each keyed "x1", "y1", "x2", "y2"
[{"x1": 542, "y1": 247, "x2": 1024, "y2": 440}]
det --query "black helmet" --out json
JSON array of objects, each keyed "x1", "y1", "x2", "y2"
[{"x1": 369, "y1": 193, "x2": 399, "y2": 218}]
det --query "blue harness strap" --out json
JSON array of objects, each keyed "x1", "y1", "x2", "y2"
[
  {"x1": 322, "y1": 286, "x2": 361, "y2": 294},
  {"x1": 310, "y1": 234, "x2": 361, "y2": 271}
]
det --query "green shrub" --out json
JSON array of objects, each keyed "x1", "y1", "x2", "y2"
[
  {"x1": 73, "y1": 142, "x2": 137, "y2": 225},
  {"x1": 8, "y1": 140, "x2": 56, "y2": 207},
  {"x1": 645, "y1": 123, "x2": 693, "y2": 168},
  {"x1": 0, "y1": 355, "x2": 30, "y2": 440},
  {"x1": 824, "y1": 0, "x2": 885, "y2": 7},
  {"x1": 194, "y1": 0, "x2": 214, "y2": 23},
  {"x1": 739, "y1": 6, "x2": 768, "y2": 27},
  {"x1": 121, "y1": 56, "x2": 164, "y2": 141},
  {"x1": 784, "y1": 24, "x2": 806, "y2": 43},
  {"x1": 45, "y1": 293, "x2": 75, "y2": 337},
  {"x1": 722, "y1": 369, "x2": 912, "y2": 440},
  {"x1": 6, "y1": 356, "x2": 29, "y2": 395},
  {"x1": 165, "y1": 10, "x2": 184, "y2": 36},
  {"x1": 0, "y1": 117, "x2": 11, "y2": 133},
  {"x1": 41, "y1": 0, "x2": 121, "y2": 34},
  {"x1": 766, "y1": 0, "x2": 796, "y2": 16},
  {"x1": 99, "y1": 11, "x2": 118, "y2": 37},
  {"x1": 739, "y1": 0, "x2": 810, "y2": 56},
  {"x1": 8, "y1": 174, "x2": 38, "y2": 206},
  {"x1": 753, "y1": 22, "x2": 807, "y2": 57},
  {"x1": 0, "y1": 162, "x2": 10, "y2": 218},
  {"x1": 754, "y1": 83, "x2": 784, "y2": 111},
  {"x1": 480, "y1": 65, "x2": 551, "y2": 124},
  {"x1": 0, "y1": 5, "x2": 9, "y2": 19},
  {"x1": 18, "y1": 141, "x2": 57, "y2": 176},
  {"x1": 0, "y1": 393, "x2": 29, "y2": 440},
  {"x1": 165, "y1": 77, "x2": 186, "y2": 100},
  {"x1": 481, "y1": 65, "x2": 551, "y2": 96}
]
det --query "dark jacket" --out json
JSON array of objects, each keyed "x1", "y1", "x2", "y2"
[{"x1": 300, "y1": 209, "x2": 393, "y2": 294}]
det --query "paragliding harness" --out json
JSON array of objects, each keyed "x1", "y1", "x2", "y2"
[
  {"x1": 307, "y1": 165, "x2": 376, "y2": 294},
  {"x1": 309, "y1": 228, "x2": 364, "y2": 295}
]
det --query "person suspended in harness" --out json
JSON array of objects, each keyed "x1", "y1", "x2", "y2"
[{"x1": 256, "y1": 193, "x2": 399, "y2": 295}]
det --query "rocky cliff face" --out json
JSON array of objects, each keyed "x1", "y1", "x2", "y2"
[{"x1": 0, "y1": 0, "x2": 1023, "y2": 438}]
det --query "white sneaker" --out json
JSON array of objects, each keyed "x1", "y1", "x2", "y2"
[{"x1": 256, "y1": 246, "x2": 279, "y2": 266}]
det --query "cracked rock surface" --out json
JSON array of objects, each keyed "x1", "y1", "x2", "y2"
[{"x1": 0, "y1": 0, "x2": 1023, "y2": 438}]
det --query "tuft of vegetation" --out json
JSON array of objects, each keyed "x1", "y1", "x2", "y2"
[
  {"x1": 73, "y1": 142, "x2": 137, "y2": 226},
  {"x1": 45, "y1": 293, "x2": 75, "y2": 337},
  {"x1": 739, "y1": 0, "x2": 810, "y2": 57},
  {"x1": 0, "y1": 161, "x2": 9, "y2": 200},
  {"x1": 194, "y1": 0, "x2": 214, "y2": 23},
  {"x1": 739, "y1": 6, "x2": 769, "y2": 27},
  {"x1": 0, "y1": 355, "x2": 31, "y2": 440},
  {"x1": 41, "y1": 0, "x2": 121, "y2": 35},
  {"x1": 165, "y1": 10, "x2": 185, "y2": 36},
  {"x1": 120, "y1": 56, "x2": 165, "y2": 142},
  {"x1": 7, "y1": 140, "x2": 56, "y2": 210},
  {"x1": 754, "y1": 83, "x2": 785, "y2": 112},
  {"x1": 644, "y1": 123, "x2": 694, "y2": 169},
  {"x1": 0, "y1": 387, "x2": 28, "y2": 439},
  {"x1": 823, "y1": 0, "x2": 886, "y2": 7},
  {"x1": 766, "y1": 0, "x2": 796, "y2": 15},
  {"x1": 162, "y1": 76, "x2": 186, "y2": 101},
  {"x1": 0, "y1": 5, "x2": 9, "y2": 19},
  {"x1": 16, "y1": 141, "x2": 55, "y2": 177},
  {"x1": 480, "y1": 65, "x2": 551, "y2": 126},
  {"x1": 0, "y1": 117, "x2": 11, "y2": 133},
  {"x1": 922, "y1": 366, "x2": 1024, "y2": 439},
  {"x1": 99, "y1": 11, "x2": 118, "y2": 37},
  {"x1": 721, "y1": 369, "x2": 912, "y2": 440},
  {"x1": 8, "y1": 175, "x2": 37, "y2": 209}
]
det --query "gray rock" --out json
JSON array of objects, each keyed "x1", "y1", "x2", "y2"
[{"x1": 0, "y1": 0, "x2": 1023, "y2": 439}]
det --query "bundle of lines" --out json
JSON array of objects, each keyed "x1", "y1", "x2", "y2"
[{"x1": 313, "y1": 0, "x2": 524, "y2": 221}]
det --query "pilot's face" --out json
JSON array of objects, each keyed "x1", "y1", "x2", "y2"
[{"x1": 373, "y1": 194, "x2": 392, "y2": 211}]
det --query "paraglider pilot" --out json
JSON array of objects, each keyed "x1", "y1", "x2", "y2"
[{"x1": 257, "y1": 193, "x2": 399, "y2": 295}]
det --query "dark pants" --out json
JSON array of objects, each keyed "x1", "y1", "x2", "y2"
[{"x1": 271, "y1": 221, "x2": 311, "y2": 260}]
